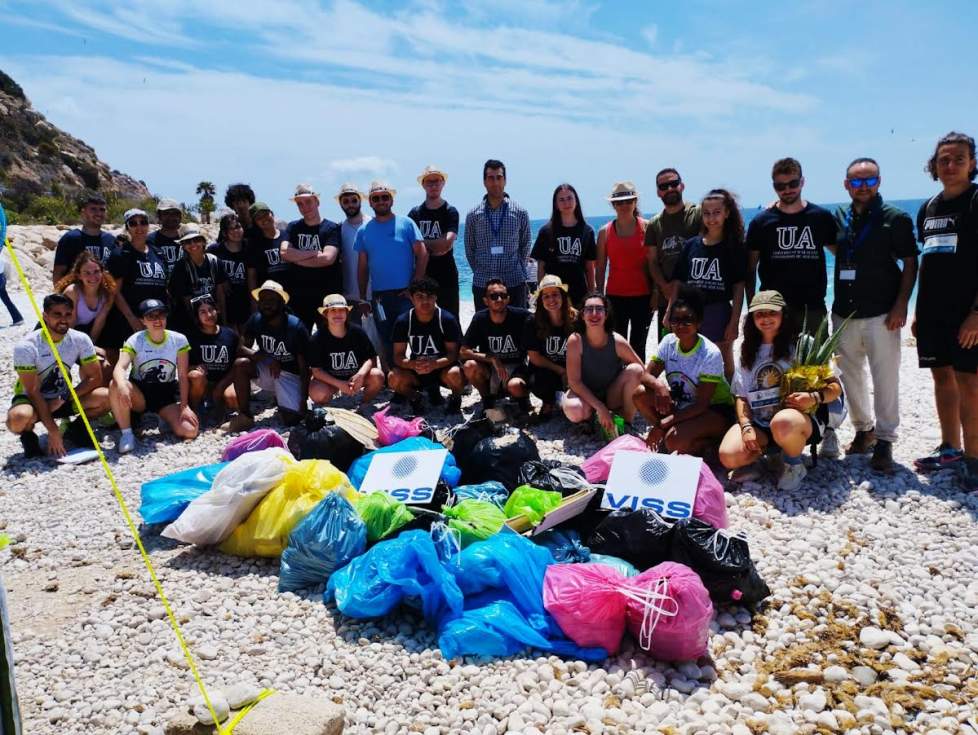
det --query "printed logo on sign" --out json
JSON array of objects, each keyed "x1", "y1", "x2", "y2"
[
  {"x1": 639, "y1": 458, "x2": 670, "y2": 486},
  {"x1": 359, "y1": 449, "x2": 447, "y2": 506},
  {"x1": 602, "y1": 450, "x2": 698, "y2": 519},
  {"x1": 392, "y1": 455, "x2": 419, "y2": 477}
]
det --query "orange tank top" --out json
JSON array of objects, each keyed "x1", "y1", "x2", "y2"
[{"x1": 604, "y1": 219, "x2": 650, "y2": 296}]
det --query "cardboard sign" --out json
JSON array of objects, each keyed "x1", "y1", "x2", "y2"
[
  {"x1": 358, "y1": 449, "x2": 447, "y2": 505},
  {"x1": 601, "y1": 450, "x2": 701, "y2": 519}
]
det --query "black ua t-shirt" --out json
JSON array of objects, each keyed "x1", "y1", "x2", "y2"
[
  {"x1": 245, "y1": 230, "x2": 291, "y2": 284},
  {"x1": 168, "y1": 254, "x2": 226, "y2": 302},
  {"x1": 916, "y1": 184, "x2": 978, "y2": 323},
  {"x1": 523, "y1": 318, "x2": 570, "y2": 367},
  {"x1": 673, "y1": 236, "x2": 747, "y2": 303},
  {"x1": 530, "y1": 221, "x2": 596, "y2": 303},
  {"x1": 309, "y1": 325, "x2": 377, "y2": 379},
  {"x1": 408, "y1": 202, "x2": 460, "y2": 291},
  {"x1": 207, "y1": 242, "x2": 249, "y2": 319},
  {"x1": 243, "y1": 312, "x2": 310, "y2": 375},
  {"x1": 147, "y1": 230, "x2": 182, "y2": 275},
  {"x1": 190, "y1": 326, "x2": 240, "y2": 381},
  {"x1": 746, "y1": 203, "x2": 836, "y2": 311},
  {"x1": 107, "y1": 244, "x2": 169, "y2": 312},
  {"x1": 391, "y1": 307, "x2": 462, "y2": 360},
  {"x1": 54, "y1": 229, "x2": 117, "y2": 268},
  {"x1": 284, "y1": 219, "x2": 343, "y2": 296},
  {"x1": 463, "y1": 307, "x2": 531, "y2": 364}
]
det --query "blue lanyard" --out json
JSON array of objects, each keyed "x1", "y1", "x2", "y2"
[
  {"x1": 843, "y1": 204, "x2": 880, "y2": 263},
  {"x1": 487, "y1": 201, "x2": 507, "y2": 243}
]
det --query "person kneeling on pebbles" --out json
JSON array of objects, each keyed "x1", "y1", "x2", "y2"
[
  {"x1": 719, "y1": 291, "x2": 843, "y2": 491},
  {"x1": 109, "y1": 299, "x2": 199, "y2": 454},
  {"x1": 7, "y1": 294, "x2": 110, "y2": 458},
  {"x1": 308, "y1": 294, "x2": 385, "y2": 412}
]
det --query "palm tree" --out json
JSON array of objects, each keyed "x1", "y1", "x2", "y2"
[{"x1": 196, "y1": 181, "x2": 216, "y2": 224}]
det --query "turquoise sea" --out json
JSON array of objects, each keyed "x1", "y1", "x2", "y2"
[{"x1": 451, "y1": 198, "x2": 927, "y2": 308}]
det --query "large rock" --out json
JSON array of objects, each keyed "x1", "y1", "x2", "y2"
[{"x1": 234, "y1": 694, "x2": 344, "y2": 735}]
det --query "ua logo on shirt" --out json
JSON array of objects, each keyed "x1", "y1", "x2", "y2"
[
  {"x1": 295, "y1": 233, "x2": 320, "y2": 251},
  {"x1": 201, "y1": 344, "x2": 229, "y2": 364},
  {"x1": 488, "y1": 335, "x2": 518, "y2": 354},
  {"x1": 410, "y1": 335, "x2": 438, "y2": 356},
  {"x1": 223, "y1": 261, "x2": 245, "y2": 281},
  {"x1": 776, "y1": 226, "x2": 817, "y2": 250},
  {"x1": 417, "y1": 221, "x2": 443, "y2": 239},
  {"x1": 138, "y1": 261, "x2": 167, "y2": 279},
  {"x1": 259, "y1": 335, "x2": 290, "y2": 358},
  {"x1": 689, "y1": 257, "x2": 722, "y2": 282},
  {"x1": 265, "y1": 249, "x2": 281, "y2": 265},
  {"x1": 545, "y1": 335, "x2": 566, "y2": 357},
  {"x1": 556, "y1": 236, "x2": 582, "y2": 256},
  {"x1": 159, "y1": 245, "x2": 179, "y2": 264},
  {"x1": 330, "y1": 351, "x2": 359, "y2": 372}
]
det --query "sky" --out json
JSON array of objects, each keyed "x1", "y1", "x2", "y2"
[{"x1": 1, "y1": 1, "x2": 976, "y2": 219}]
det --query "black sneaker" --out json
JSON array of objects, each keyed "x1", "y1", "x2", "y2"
[
  {"x1": 446, "y1": 394, "x2": 462, "y2": 415},
  {"x1": 426, "y1": 386, "x2": 445, "y2": 407},
  {"x1": 958, "y1": 457, "x2": 978, "y2": 493},
  {"x1": 20, "y1": 431, "x2": 43, "y2": 458},
  {"x1": 64, "y1": 419, "x2": 97, "y2": 449},
  {"x1": 869, "y1": 439, "x2": 893, "y2": 473}
]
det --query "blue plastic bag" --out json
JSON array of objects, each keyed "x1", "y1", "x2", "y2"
[
  {"x1": 139, "y1": 462, "x2": 228, "y2": 525},
  {"x1": 450, "y1": 482, "x2": 509, "y2": 510},
  {"x1": 589, "y1": 553, "x2": 639, "y2": 578},
  {"x1": 347, "y1": 437, "x2": 461, "y2": 490},
  {"x1": 326, "y1": 530, "x2": 463, "y2": 624},
  {"x1": 533, "y1": 529, "x2": 591, "y2": 564},
  {"x1": 439, "y1": 600, "x2": 554, "y2": 659},
  {"x1": 279, "y1": 494, "x2": 367, "y2": 593}
]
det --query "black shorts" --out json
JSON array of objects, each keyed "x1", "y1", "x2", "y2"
[
  {"x1": 916, "y1": 318, "x2": 978, "y2": 373},
  {"x1": 415, "y1": 363, "x2": 459, "y2": 390},
  {"x1": 10, "y1": 395, "x2": 77, "y2": 418},
  {"x1": 134, "y1": 380, "x2": 179, "y2": 413}
]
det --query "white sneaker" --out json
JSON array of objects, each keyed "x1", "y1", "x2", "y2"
[
  {"x1": 777, "y1": 462, "x2": 807, "y2": 491},
  {"x1": 819, "y1": 428, "x2": 840, "y2": 459},
  {"x1": 118, "y1": 432, "x2": 136, "y2": 454}
]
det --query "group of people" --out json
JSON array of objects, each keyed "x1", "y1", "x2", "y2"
[{"x1": 5, "y1": 131, "x2": 978, "y2": 492}]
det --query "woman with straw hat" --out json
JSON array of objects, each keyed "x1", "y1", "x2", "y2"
[{"x1": 525, "y1": 275, "x2": 577, "y2": 420}]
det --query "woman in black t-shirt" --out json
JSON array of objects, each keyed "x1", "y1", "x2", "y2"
[
  {"x1": 531, "y1": 183, "x2": 596, "y2": 306},
  {"x1": 106, "y1": 208, "x2": 170, "y2": 345},
  {"x1": 207, "y1": 213, "x2": 250, "y2": 333},
  {"x1": 309, "y1": 294, "x2": 385, "y2": 410},
  {"x1": 168, "y1": 228, "x2": 227, "y2": 334},
  {"x1": 525, "y1": 275, "x2": 577, "y2": 419}
]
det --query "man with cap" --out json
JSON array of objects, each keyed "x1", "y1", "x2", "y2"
[
  {"x1": 354, "y1": 181, "x2": 428, "y2": 360},
  {"x1": 7, "y1": 293, "x2": 109, "y2": 458},
  {"x1": 53, "y1": 193, "x2": 117, "y2": 284},
  {"x1": 409, "y1": 166, "x2": 460, "y2": 320},
  {"x1": 110, "y1": 298, "x2": 199, "y2": 454},
  {"x1": 335, "y1": 183, "x2": 369, "y2": 327},
  {"x1": 167, "y1": 225, "x2": 228, "y2": 333},
  {"x1": 147, "y1": 198, "x2": 184, "y2": 276},
  {"x1": 243, "y1": 280, "x2": 311, "y2": 425},
  {"x1": 245, "y1": 202, "x2": 290, "y2": 313},
  {"x1": 308, "y1": 294, "x2": 384, "y2": 410},
  {"x1": 282, "y1": 184, "x2": 343, "y2": 330},
  {"x1": 464, "y1": 159, "x2": 532, "y2": 309}
]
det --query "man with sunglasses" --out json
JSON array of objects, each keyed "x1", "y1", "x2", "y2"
[
  {"x1": 52, "y1": 193, "x2": 117, "y2": 284},
  {"x1": 461, "y1": 279, "x2": 532, "y2": 412},
  {"x1": 147, "y1": 199, "x2": 184, "y2": 276},
  {"x1": 831, "y1": 158, "x2": 917, "y2": 471},
  {"x1": 646, "y1": 168, "x2": 702, "y2": 337},
  {"x1": 354, "y1": 181, "x2": 428, "y2": 361}
]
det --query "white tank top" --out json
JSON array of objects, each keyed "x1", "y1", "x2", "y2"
[{"x1": 76, "y1": 291, "x2": 106, "y2": 326}]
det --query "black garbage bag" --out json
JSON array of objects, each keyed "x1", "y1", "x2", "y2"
[
  {"x1": 670, "y1": 518, "x2": 771, "y2": 606},
  {"x1": 461, "y1": 428, "x2": 541, "y2": 490},
  {"x1": 444, "y1": 417, "x2": 496, "y2": 469},
  {"x1": 558, "y1": 488, "x2": 609, "y2": 540},
  {"x1": 533, "y1": 529, "x2": 591, "y2": 563},
  {"x1": 517, "y1": 460, "x2": 590, "y2": 497},
  {"x1": 587, "y1": 509, "x2": 676, "y2": 571},
  {"x1": 287, "y1": 407, "x2": 366, "y2": 470}
]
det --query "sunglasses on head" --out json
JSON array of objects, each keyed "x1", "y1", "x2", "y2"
[
  {"x1": 773, "y1": 178, "x2": 802, "y2": 192},
  {"x1": 370, "y1": 194, "x2": 392, "y2": 203},
  {"x1": 848, "y1": 176, "x2": 880, "y2": 189},
  {"x1": 657, "y1": 179, "x2": 682, "y2": 191},
  {"x1": 190, "y1": 293, "x2": 216, "y2": 306},
  {"x1": 486, "y1": 292, "x2": 509, "y2": 301}
]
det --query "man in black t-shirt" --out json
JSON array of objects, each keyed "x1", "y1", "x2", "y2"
[
  {"x1": 245, "y1": 202, "x2": 290, "y2": 311},
  {"x1": 746, "y1": 158, "x2": 837, "y2": 329},
  {"x1": 147, "y1": 198, "x2": 184, "y2": 276},
  {"x1": 408, "y1": 166, "x2": 460, "y2": 320},
  {"x1": 461, "y1": 279, "x2": 531, "y2": 410},
  {"x1": 224, "y1": 183, "x2": 263, "y2": 244},
  {"x1": 52, "y1": 193, "x2": 117, "y2": 284},
  {"x1": 389, "y1": 277, "x2": 465, "y2": 415},
  {"x1": 282, "y1": 184, "x2": 343, "y2": 330}
]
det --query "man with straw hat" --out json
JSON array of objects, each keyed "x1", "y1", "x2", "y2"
[
  {"x1": 354, "y1": 181, "x2": 428, "y2": 361},
  {"x1": 409, "y1": 165, "x2": 461, "y2": 320}
]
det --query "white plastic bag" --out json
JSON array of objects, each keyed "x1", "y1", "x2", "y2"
[{"x1": 162, "y1": 447, "x2": 293, "y2": 546}]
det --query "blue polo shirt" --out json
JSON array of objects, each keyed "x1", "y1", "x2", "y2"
[{"x1": 353, "y1": 215, "x2": 422, "y2": 293}]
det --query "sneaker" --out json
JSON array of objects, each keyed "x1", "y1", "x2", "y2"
[
  {"x1": 869, "y1": 439, "x2": 893, "y2": 473},
  {"x1": 914, "y1": 443, "x2": 964, "y2": 472},
  {"x1": 118, "y1": 431, "x2": 136, "y2": 455},
  {"x1": 227, "y1": 413, "x2": 255, "y2": 433},
  {"x1": 777, "y1": 461, "x2": 808, "y2": 491},
  {"x1": 847, "y1": 429, "x2": 876, "y2": 455},
  {"x1": 64, "y1": 419, "x2": 97, "y2": 449},
  {"x1": 11, "y1": 320, "x2": 23, "y2": 327},
  {"x1": 958, "y1": 457, "x2": 978, "y2": 492},
  {"x1": 446, "y1": 394, "x2": 462, "y2": 415},
  {"x1": 819, "y1": 428, "x2": 840, "y2": 459},
  {"x1": 20, "y1": 431, "x2": 44, "y2": 458}
]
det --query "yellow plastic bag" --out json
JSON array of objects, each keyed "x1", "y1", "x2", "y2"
[
  {"x1": 781, "y1": 364, "x2": 834, "y2": 415},
  {"x1": 219, "y1": 459, "x2": 359, "y2": 557}
]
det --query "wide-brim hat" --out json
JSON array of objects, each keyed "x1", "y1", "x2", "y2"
[
  {"x1": 334, "y1": 183, "x2": 364, "y2": 204},
  {"x1": 607, "y1": 181, "x2": 639, "y2": 201},
  {"x1": 123, "y1": 208, "x2": 148, "y2": 224},
  {"x1": 417, "y1": 165, "x2": 447, "y2": 185},
  {"x1": 251, "y1": 279, "x2": 290, "y2": 304},
  {"x1": 177, "y1": 226, "x2": 206, "y2": 244},
  {"x1": 533, "y1": 274, "x2": 569, "y2": 301},
  {"x1": 156, "y1": 198, "x2": 181, "y2": 213},
  {"x1": 367, "y1": 180, "x2": 396, "y2": 199},
  {"x1": 318, "y1": 293, "x2": 353, "y2": 315},
  {"x1": 290, "y1": 183, "x2": 319, "y2": 201}
]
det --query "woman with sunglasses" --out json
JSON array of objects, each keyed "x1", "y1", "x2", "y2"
[
  {"x1": 634, "y1": 285, "x2": 735, "y2": 455},
  {"x1": 719, "y1": 290, "x2": 842, "y2": 491},
  {"x1": 167, "y1": 227, "x2": 227, "y2": 334},
  {"x1": 208, "y1": 213, "x2": 251, "y2": 334},
  {"x1": 562, "y1": 291, "x2": 644, "y2": 436},
  {"x1": 525, "y1": 275, "x2": 577, "y2": 420},
  {"x1": 187, "y1": 295, "x2": 255, "y2": 431},
  {"x1": 107, "y1": 208, "x2": 171, "y2": 341},
  {"x1": 55, "y1": 251, "x2": 121, "y2": 371},
  {"x1": 668, "y1": 188, "x2": 747, "y2": 379},
  {"x1": 109, "y1": 299, "x2": 199, "y2": 454},
  {"x1": 596, "y1": 181, "x2": 652, "y2": 360}
]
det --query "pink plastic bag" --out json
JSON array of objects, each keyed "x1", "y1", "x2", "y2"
[
  {"x1": 543, "y1": 563, "x2": 629, "y2": 654},
  {"x1": 694, "y1": 462, "x2": 729, "y2": 529},
  {"x1": 625, "y1": 561, "x2": 713, "y2": 661},
  {"x1": 221, "y1": 429, "x2": 288, "y2": 462},
  {"x1": 582, "y1": 434, "x2": 649, "y2": 484},
  {"x1": 373, "y1": 405, "x2": 428, "y2": 447}
]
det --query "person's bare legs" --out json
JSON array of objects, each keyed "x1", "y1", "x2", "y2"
[
  {"x1": 108, "y1": 381, "x2": 146, "y2": 431},
  {"x1": 308, "y1": 378, "x2": 338, "y2": 406},
  {"x1": 769, "y1": 408, "x2": 813, "y2": 457},
  {"x1": 955, "y1": 371, "x2": 978, "y2": 457},
  {"x1": 561, "y1": 390, "x2": 595, "y2": 424},
  {"x1": 158, "y1": 402, "x2": 199, "y2": 440},
  {"x1": 664, "y1": 410, "x2": 730, "y2": 455},
  {"x1": 604, "y1": 363, "x2": 645, "y2": 423},
  {"x1": 362, "y1": 367, "x2": 386, "y2": 403},
  {"x1": 462, "y1": 361, "x2": 492, "y2": 401},
  {"x1": 719, "y1": 423, "x2": 770, "y2": 469},
  {"x1": 932, "y1": 366, "x2": 962, "y2": 449}
]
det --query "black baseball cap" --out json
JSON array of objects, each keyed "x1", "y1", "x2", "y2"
[{"x1": 138, "y1": 299, "x2": 169, "y2": 317}]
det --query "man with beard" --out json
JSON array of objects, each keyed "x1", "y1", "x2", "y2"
[
  {"x1": 409, "y1": 166, "x2": 460, "y2": 320},
  {"x1": 645, "y1": 168, "x2": 702, "y2": 338},
  {"x1": 336, "y1": 183, "x2": 369, "y2": 327},
  {"x1": 147, "y1": 199, "x2": 184, "y2": 276},
  {"x1": 6, "y1": 294, "x2": 109, "y2": 458},
  {"x1": 53, "y1": 193, "x2": 117, "y2": 283}
]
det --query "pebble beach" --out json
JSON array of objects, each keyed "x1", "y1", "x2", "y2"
[{"x1": 1, "y1": 226, "x2": 977, "y2": 735}]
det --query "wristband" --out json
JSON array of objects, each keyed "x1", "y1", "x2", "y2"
[{"x1": 740, "y1": 422, "x2": 753, "y2": 433}]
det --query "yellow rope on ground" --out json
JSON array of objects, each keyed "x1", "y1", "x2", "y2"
[{"x1": 5, "y1": 242, "x2": 269, "y2": 733}]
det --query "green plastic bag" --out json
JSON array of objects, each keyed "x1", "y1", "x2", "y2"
[
  {"x1": 442, "y1": 500, "x2": 506, "y2": 547},
  {"x1": 354, "y1": 492, "x2": 415, "y2": 542},
  {"x1": 503, "y1": 485, "x2": 562, "y2": 527}
]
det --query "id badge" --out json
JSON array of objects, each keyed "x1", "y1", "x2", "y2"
[
  {"x1": 490, "y1": 245, "x2": 504, "y2": 256},
  {"x1": 839, "y1": 269, "x2": 857, "y2": 281}
]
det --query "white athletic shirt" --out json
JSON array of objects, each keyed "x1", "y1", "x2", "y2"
[
  {"x1": 121, "y1": 330, "x2": 190, "y2": 384},
  {"x1": 651, "y1": 333, "x2": 732, "y2": 410},
  {"x1": 13, "y1": 328, "x2": 98, "y2": 400},
  {"x1": 731, "y1": 343, "x2": 792, "y2": 428}
]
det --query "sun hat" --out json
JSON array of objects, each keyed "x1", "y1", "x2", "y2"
[
  {"x1": 606, "y1": 181, "x2": 639, "y2": 202},
  {"x1": 748, "y1": 290, "x2": 786, "y2": 313},
  {"x1": 290, "y1": 183, "x2": 318, "y2": 201},
  {"x1": 417, "y1": 165, "x2": 448, "y2": 186},
  {"x1": 249, "y1": 201, "x2": 272, "y2": 217},
  {"x1": 317, "y1": 293, "x2": 353, "y2": 315},
  {"x1": 123, "y1": 208, "x2": 148, "y2": 224},
  {"x1": 138, "y1": 298, "x2": 168, "y2": 317},
  {"x1": 156, "y1": 198, "x2": 181, "y2": 213},
  {"x1": 334, "y1": 182, "x2": 364, "y2": 204},
  {"x1": 533, "y1": 274, "x2": 569, "y2": 301},
  {"x1": 367, "y1": 180, "x2": 396, "y2": 199},
  {"x1": 251, "y1": 279, "x2": 290, "y2": 304},
  {"x1": 176, "y1": 225, "x2": 206, "y2": 244}
]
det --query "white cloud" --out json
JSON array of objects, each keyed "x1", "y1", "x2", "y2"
[{"x1": 641, "y1": 24, "x2": 658, "y2": 47}]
